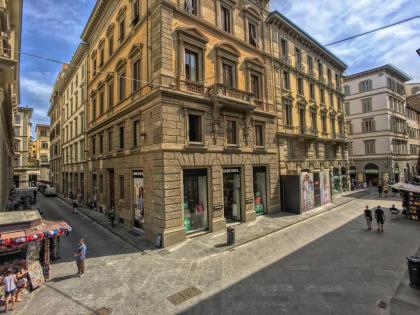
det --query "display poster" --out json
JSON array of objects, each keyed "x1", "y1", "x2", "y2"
[
  {"x1": 133, "y1": 170, "x2": 144, "y2": 228},
  {"x1": 321, "y1": 170, "x2": 331, "y2": 205},
  {"x1": 27, "y1": 260, "x2": 44, "y2": 289},
  {"x1": 300, "y1": 172, "x2": 314, "y2": 211},
  {"x1": 357, "y1": 172, "x2": 364, "y2": 183}
]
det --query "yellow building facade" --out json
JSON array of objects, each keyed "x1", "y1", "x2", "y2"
[{"x1": 56, "y1": 0, "x2": 348, "y2": 247}]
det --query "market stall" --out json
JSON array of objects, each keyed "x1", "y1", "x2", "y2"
[
  {"x1": 0, "y1": 211, "x2": 71, "y2": 291},
  {"x1": 392, "y1": 183, "x2": 420, "y2": 221}
]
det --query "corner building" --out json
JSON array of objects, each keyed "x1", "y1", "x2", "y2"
[{"x1": 84, "y1": 0, "x2": 280, "y2": 246}]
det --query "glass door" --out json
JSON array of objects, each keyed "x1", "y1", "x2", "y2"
[{"x1": 223, "y1": 168, "x2": 241, "y2": 222}]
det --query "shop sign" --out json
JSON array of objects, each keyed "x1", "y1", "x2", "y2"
[
  {"x1": 365, "y1": 169, "x2": 379, "y2": 174},
  {"x1": 213, "y1": 205, "x2": 223, "y2": 211},
  {"x1": 133, "y1": 170, "x2": 144, "y2": 178},
  {"x1": 223, "y1": 168, "x2": 240, "y2": 174}
]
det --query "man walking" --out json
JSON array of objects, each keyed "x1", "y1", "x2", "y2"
[
  {"x1": 364, "y1": 205, "x2": 373, "y2": 230},
  {"x1": 110, "y1": 207, "x2": 116, "y2": 227},
  {"x1": 72, "y1": 198, "x2": 78, "y2": 214},
  {"x1": 375, "y1": 206, "x2": 385, "y2": 232},
  {"x1": 74, "y1": 239, "x2": 87, "y2": 277}
]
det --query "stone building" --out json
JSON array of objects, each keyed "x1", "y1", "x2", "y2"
[
  {"x1": 0, "y1": 0, "x2": 22, "y2": 208},
  {"x1": 405, "y1": 82, "x2": 420, "y2": 96},
  {"x1": 406, "y1": 94, "x2": 420, "y2": 177},
  {"x1": 13, "y1": 107, "x2": 36, "y2": 188},
  {"x1": 267, "y1": 11, "x2": 348, "y2": 209},
  {"x1": 344, "y1": 65, "x2": 413, "y2": 184},
  {"x1": 33, "y1": 124, "x2": 51, "y2": 181},
  {"x1": 60, "y1": 44, "x2": 88, "y2": 200}
]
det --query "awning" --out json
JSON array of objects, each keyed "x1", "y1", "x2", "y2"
[
  {"x1": 391, "y1": 183, "x2": 420, "y2": 194},
  {"x1": 0, "y1": 219, "x2": 72, "y2": 247}
]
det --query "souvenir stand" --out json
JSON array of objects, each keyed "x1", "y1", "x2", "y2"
[
  {"x1": 392, "y1": 183, "x2": 420, "y2": 220},
  {"x1": 0, "y1": 211, "x2": 71, "y2": 292}
]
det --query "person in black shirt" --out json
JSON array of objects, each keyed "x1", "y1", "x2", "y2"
[
  {"x1": 364, "y1": 205, "x2": 373, "y2": 230},
  {"x1": 375, "y1": 206, "x2": 385, "y2": 232}
]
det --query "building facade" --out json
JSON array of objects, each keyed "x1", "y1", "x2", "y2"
[
  {"x1": 344, "y1": 65, "x2": 413, "y2": 184},
  {"x1": 13, "y1": 107, "x2": 37, "y2": 188},
  {"x1": 60, "y1": 44, "x2": 88, "y2": 200},
  {"x1": 54, "y1": 0, "x2": 350, "y2": 247},
  {"x1": 406, "y1": 94, "x2": 420, "y2": 177},
  {"x1": 267, "y1": 11, "x2": 348, "y2": 209},
  {"x1": 405, "y1": 82, "x2": 420, "y2": 96},
  {"x1": 0, "y1": 0, "x2": 22, "y2": 208},
  {"x1": 34, "y1": 124, "x2": 51, "y2": 181}
]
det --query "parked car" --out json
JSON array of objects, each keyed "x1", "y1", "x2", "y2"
[{"x1": 43, "y1": 187, "x2": 57, "y2": 197}]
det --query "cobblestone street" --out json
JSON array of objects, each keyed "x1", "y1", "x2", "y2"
[{"x1": 13, "y1": 192, "x2": 420, "y2": 315}]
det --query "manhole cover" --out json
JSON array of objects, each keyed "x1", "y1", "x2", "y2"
[
  {"x1": 167, "y1": 286, "x2": 202, "y2": 305},
  {"x1": 92, "y1": 307, "x2": 112, "y2": 315}
]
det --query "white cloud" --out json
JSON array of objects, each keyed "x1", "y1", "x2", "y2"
[
  {"x1": 21, "y1": 77, "x2": 52, "y2": 102},
  {"x1": 273, "y1": 0, "x2": 420, "y2": 81}
]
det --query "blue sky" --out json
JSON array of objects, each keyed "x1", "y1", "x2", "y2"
[{"x1": 21, "y1": 0, "x2": 420, "y2": 131}]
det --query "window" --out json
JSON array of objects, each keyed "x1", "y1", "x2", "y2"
[
  {"x1": 185, "y1": 0, "x2": 198, "y2": 15},
  {"x1": 80, "y1": 140, "x2": 85, "y2": 160},
  {"x1": 344, "y1": 102, "x2": 350, "y2": 115},
  {"x1": 284, "y1": 99, "x2": 292, "y2": 126},
  {"x1": 362, "y1": 98, "x2": 372, "y2": 112},
  {"x1": 99, "y1": 174, "x2": 103, "y2": 193},
  {"x1": 254, "y1": 123, "x2": 264, "y2": 147},
  {"x1": 295, "y1": 48, "x2": 302, "y2": 65},
  {"x1": 362, "y1": 119, "x2": 375, "y2": 132},
  {"x1": 344, "y1": 85, "x2": 350, "y2": 95},
  {"x1": 329, "y1": 92, "x2": 334, "y2": 108},
  {"x1": 309, "y1": 83, "x2": 315, "y2": 99},
  {"x1": 119, "y1": 125, "x2": 124, "y2": 149},
  {"x1": 320, "y1": 88, "x2": 325, "y2": 104},
  {"x1": 221, "y1": 6, "x2": 231, "y2": 33},
  {"x1": 280, "y1": 38, "x2": 288, "y2": 56},
  {"x1": 108, "y1": 82, "x2": 114, "y2": 109},
  {"x1": 297, "y1": 77, "x2": 304, "y2": 95},
  {"x1": 226, "y1": 120, "x2": 237, "y2": 145},
  {"x1": 119, "y1": 176, "x2": 124, "y2": 199},
  {"x1": 364, "y1": 140, "x2": 375, "y2": 155},
  {"x1": 108, "y1": 129, "x2": 113, "y2": 152},
  {"x1": 327, "y1": 68, "x2": 332, "y2": 83},
  {"x1": 40, "y1": 130, "x2": 47, "y2": 137},
  {"x1": 132, "y1": 0, "x2": 140, "y2": 24},
  {"x1": 248, "y1": 22, "x2": 257, "y2": 47},
  {"x1": 99, "y1": 91, "x2": 105, "y2": 114},
  {"x1": 99, "y1": 134, "x2": 103, "y2": 154},
  {"x1": 185, "y1": 50, "x2": 199, "y2": 82},
  {"x1": 188, "y1": 114, "x2": 202, "y2": 143},
  {"x1": 359, "y1": 79, "x2": 372, "y2": 92},
  {"x1": 283, "y1": 71, "x2": 290, "y2": 90},
  {"x1": 250, "y1": 73, "x2": 261, "y2": 100},
  {"x1": 92, "y1": 96, "x2": 97, "y2": 119},
  {"x1": 307, "y1": 56, "x2": 313, "y2": 72},
  {"x1": 81, "y1": 113, "x2": 85, "y2": 132},
  {"x1": 222, "y1": 62, "x2": 234, "y2": 88},
  {"x1": 132, "y1": 59, "x2": 140, "y2": 92},
  {"x1": 335, "y1": 73, "x2": 340, "y2": 88},
  {"x1": 133, "y1": 120, "x2": 140, "y2": 147},
  {"x1": 119, "y1": 71, "x2": 126, "y2": 100},
  {"x1": 119, "y1": 18, "x2": 125, "y2": 43},
  {"x1": 183, "y1": 169, "x2": 208, "y2": 232},
  {"x1": 93, "y1": 58, "x2": 97, "y2": 76},
  {"x1": 321, "y1": 112, "x2": 327, "y2": 132},
  {"x1": 41, "y1": 142, "x2": 48, "y2": 149},
  {"x1": 311, "y1": 110, "x2": 317, "y2": 130},
  {"x1": 318, "y1": 61, "x2": 323, "y2": 79},
  {"x1": 92, "y1": 137, "x2": 96, "y2": 155},
  {"x1": 108, "y1": 34, "x2": 114, "y2": 56},
  {"x1": 100, "y1": 47, "x2": 104, "y2": 67}
]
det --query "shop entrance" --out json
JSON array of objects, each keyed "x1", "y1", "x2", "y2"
[
  {"x1": 29, "y1": 174, "x2": 37, "y2": 187},
  {"x1": 223, "y1": 168, "x2": 242, "y2": 222},
  {"x1": 108, "y1": 169, "x2": 115, "y2": 209},
  {"x1": 253, "y1": 166, "x2": 267, "y2": 215},
  {"x1": 365, "y1": 163, "x2": 379, "y2": 186},
  {"x1": 313, "y1": 172, "x2": 321, "y2": 207},
  {"x1": 14, "y1": 175, "x2": 20, "y2": 188},
  {"x1": 133, "y1": 170, "x2": 145, "y2": 229}
]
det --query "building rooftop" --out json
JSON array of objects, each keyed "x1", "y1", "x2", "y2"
[{"x1": 344, "y1": 64, "x2": 412, "y2": 82}]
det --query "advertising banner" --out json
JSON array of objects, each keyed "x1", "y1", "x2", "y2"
[
  {"x1": 300, "y1": 172, "x2": 314, "y2": 211},
  {"x1": 133, "y1": 170, "x2": 144, "y2": 228},
  {"x1": 321, "y1": 170, "x2": 331, "y2": 205}
]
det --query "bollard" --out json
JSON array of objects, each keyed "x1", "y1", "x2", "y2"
[{"x1": 227, "y1": 226, "x2": 235, "y2": 245}]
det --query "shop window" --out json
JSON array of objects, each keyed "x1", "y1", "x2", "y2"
[
  {"x1": 226, "y1": 119, "x2": 237, "y2": 145},
  {"x1": 253, "y1": 166, "x2": 267, "y2": 215},
  {"x1": 254, "y1": 123, "x2": 264, "y2": 147},
  {"x1": 133, "y1": 120, "x2": 140, "y2": 147},
  {"x1": 183, "y1": 169, "x2": 208, "y2": 233},
  {"x1": 188, "y1": 114, "x2": 203, "y2": 143},
  {"x1": 221, "y1": 5, "x2": 231, "y2": 33}
]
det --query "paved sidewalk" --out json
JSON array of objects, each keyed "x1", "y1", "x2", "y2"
[
  {"x1": 388, "y1": 246, "x2": 420, "y2": 314},
  {"x1": 59, "y1": 190, "x2": 369, "y2": 259}
]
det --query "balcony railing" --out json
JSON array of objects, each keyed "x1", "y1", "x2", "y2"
[
  {"x1": 208, "y1": 83, "x2": 253, "y2": 104},
  {"x1": 179, "y1": 80, "x2": 206, "y2": 95},
  {"x1": 277, "y1": 125, "x2": 299, "y2": 137}
]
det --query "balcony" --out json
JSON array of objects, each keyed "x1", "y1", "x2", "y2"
[
  {"x1": 277, "y1": 125, "x2": 299, "y2": 138},
  {"x1": 300, "y1": 127, "x2": 318, "y2": 139},
  {"x1": 179, "y1": 80, "x2": 206, "y2": 96},
  {"x1": 208, "y1": 83, "x2": 255, "y2": 111},
  {"x1": 296, "y1": 63, "x2": 305, "y2": 73}
]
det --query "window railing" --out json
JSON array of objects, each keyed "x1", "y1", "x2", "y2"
[
  {"x1": 208, "y1": 83, "x2": 254, "y2": 103},
  {"x1": 179, "y1": 80, "x2": 206, "y2": 95}
]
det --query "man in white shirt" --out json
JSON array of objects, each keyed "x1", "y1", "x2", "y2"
[{"x1": 2, "y1": 269, "x2": 17, "y2": 312}]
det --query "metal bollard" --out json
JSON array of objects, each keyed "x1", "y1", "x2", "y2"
[{"x1": 227, "y1": 226, "x2": 235, "y2": 245}]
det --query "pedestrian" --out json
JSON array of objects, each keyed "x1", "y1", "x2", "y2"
[
  {"x1": 389, "y1": 204, "x2": 399, "y2": 219},
  {"x1": 69, "y1": 191, "x2": 74, "y2": 200},
  {"x1": 109, "y1": 207, "x2": 116, "y2": 227},
  {"x1": 72, "y1": 198, "x2": 78, "y2": 214},
  {"x1": 15, "y1": 267, "x2": 28, "y2": 302},
  {"x1": 74, "y1": 239, "x2": 86, "y2": 278},
  {"x1": 364, "y1": 205, "x2": 373, "y2": 230},
  {"x1": 363, "y1": 181, "x2": 367, "y2": 190},
  {"x1": 375, "y1": 206, "x2": 385, "y2": 232},
  {"x1": 383, "y1": 184, "x2": 389, "y2": 198},
  {"x1": 33, "y1": 189, "x2": 37, "y2": 201},
  {"x1": 2, "y1": 268, "x2": 17, "y2": 312},
  {"x1": 377, "y1": 181, "x2": 383, "y2": 197}
]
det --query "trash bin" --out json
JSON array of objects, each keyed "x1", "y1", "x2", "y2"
[
  {"x1": 407, "y1": 256, "x2": 420, "y2": 289},
  {"x1": 227, "y1": 226, "x2": 235, "y2": 245}
]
